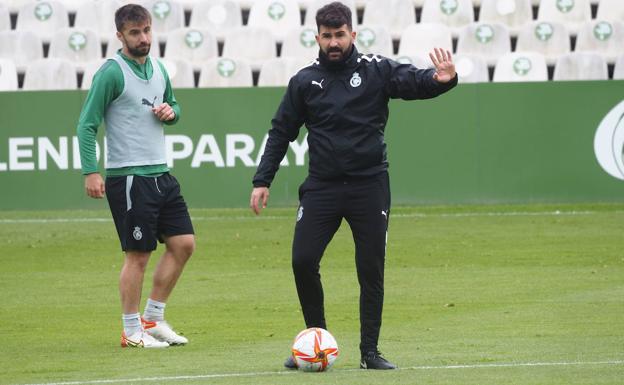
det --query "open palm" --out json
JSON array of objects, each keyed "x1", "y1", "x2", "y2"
[{"x1": 430, "y1": 48, "x2": 456, "y2": 83}]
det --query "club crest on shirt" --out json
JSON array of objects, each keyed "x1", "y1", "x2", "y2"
[{"x1": 350, "y1": 72, "x2": 362, "y2": 88}]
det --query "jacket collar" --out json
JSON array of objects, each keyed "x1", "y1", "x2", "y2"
[{"x1": 318, "y1": 44, "x2": 358, "y2": 71}]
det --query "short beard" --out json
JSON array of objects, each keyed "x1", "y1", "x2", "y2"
[
  {"x1": 325, "y1": 47, "x2": 346, "y2": 61},
  {"x1": 127, "y1": 44, "x2": 151, "y2": 58}
]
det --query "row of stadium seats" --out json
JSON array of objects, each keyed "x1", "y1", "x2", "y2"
[
  {"x1": 1, "y1": 19, "x2": 621, "y2": 72},
  {"x1": 0, "y1": 0, "x2": 622, "y2": 45},
  {"x1": 0, "y1": 51, "x2": 622, "y2": 91},
  {"x1": 0, "y1": 0, "x2": 607, "y2": 13}
]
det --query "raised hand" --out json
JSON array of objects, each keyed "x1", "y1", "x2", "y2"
[{"x1": 429, "y1": 48, "x2": 456, "y2": 83}]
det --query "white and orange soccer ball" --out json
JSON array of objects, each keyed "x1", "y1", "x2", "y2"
[{"x1": 291, "y1": 327, "x2": 339, "y2": 372}]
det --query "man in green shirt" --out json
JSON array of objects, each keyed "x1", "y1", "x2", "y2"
[{"x1": 77, "y1": 4, "x2": 194, "y2": 349}]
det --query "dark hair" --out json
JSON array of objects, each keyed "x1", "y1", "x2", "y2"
[
  {"x1": 115, "y1": 4, "x2": 151, "y2": 32},
  {"x1": 315, "y1": 2, "x2": 352, "y2": 31}
]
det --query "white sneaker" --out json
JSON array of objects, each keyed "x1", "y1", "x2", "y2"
[
  {"x1": 121, "y1": 330, "x2": 169, "y2": 348},
  {"x1": 142, "y1": 318, "x2": 189, "y2": 345}
]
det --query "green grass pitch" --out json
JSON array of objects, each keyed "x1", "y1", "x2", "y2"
[{"x1": 1, "y1": 203, "x2": 623, "y2": 385}]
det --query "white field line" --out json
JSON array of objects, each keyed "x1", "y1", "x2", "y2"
[
  {"x1": 18, "y1": 360, "x2": 624, "y2": 385},
  {"x1": 0, "y1": 210, "x2": 620, "y2": 224}
]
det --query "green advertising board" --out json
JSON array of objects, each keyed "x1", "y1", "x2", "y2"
[
  {"x1": 0, "y1": 81, "x2": 623, "y2": 210},
  {"x1": 388, "y1": 81, "x2": 624, "y2": 204}
]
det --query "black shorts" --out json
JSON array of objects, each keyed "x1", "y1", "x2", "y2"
[{"x1": 105, "y1": 173, "x2": 194, "y2": 252}]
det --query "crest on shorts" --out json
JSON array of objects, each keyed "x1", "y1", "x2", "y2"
[
  {"x1": 296, "y1": 206, "x2": 304, "y2": 222},
  {"x1": 133, "y1": 226, "x2": 143, "y2": 240}
]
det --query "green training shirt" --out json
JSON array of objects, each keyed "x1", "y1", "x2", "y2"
[{"x1": 76, "y1": 50, "x2": 181, "y2": 177}]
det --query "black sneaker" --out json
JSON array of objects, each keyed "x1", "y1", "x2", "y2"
[
  {"x1": 360, "y1": 351, "x2": 397, "y2": 370},
  {"x1": 284, "y1": 355, "x2": 297, "y2": 369}
]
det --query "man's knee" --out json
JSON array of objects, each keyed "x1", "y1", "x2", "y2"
[
  {"x1": 180, "y1": 236, "x2": 195, "y2": 257},
  {"x1": 166, "y1": 234, "x2": 195, "y2": 259}
]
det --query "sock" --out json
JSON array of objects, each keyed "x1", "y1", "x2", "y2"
[
  {"x1": 122, "y1": 313, "x2": 142, "y2": 336},
  {"x1": 143, "y1": 298, "x2": 166, "y2": 322}
]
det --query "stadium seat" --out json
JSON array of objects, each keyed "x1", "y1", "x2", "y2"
[
  {"x1": 5, "y1": 0, "x2": 32, "y2": 13},
  {"x1": 143, "y1": 0, "x2": 185, "y2": 43},
  {"x1": 0, "y1": 58, "x2": 18, "y2": 91},
  {"x1": 478, "y1": 0, "x2": 532, "y2": 36},
  {"x1": 258, "y1": 57, "x2": 312, "y2": 86},
  {"x1": 453, "y1": 53, "x2": 490, "y2": 82},
  {"x1": 0, "y1": 3, "x2": 10, "y2": 32},
  {"x1": 0, "y1": 30, "x2": 44, "y2": 73},
  {"x1": 302, "y1": 0, "x2": 367, "y2": 13},
  {"x1": 393, "y1": 54, "x2": 434, "y2": 68},
  {"x1": 159, "y1": 58, "x2": 196, "y2": 88},
  {"x1": 296, "y1": 0, "x2": 311, "y2": 9},
  {"x1": 493, "y1": 51, "x2": 548, "y2": 82},
  {"x1": 222, "y1": 27, "x2": 277, "y2": 70},
  {"x1": 23, "y1": 58, "x2": 78, "y2": 90},
  {"x1": 304, "y1": 0, "x2": 357, "y2": 26},
  {"x1": 596, "y1": 0, "x2": 624, "y2": 23},
  {"x1": 397, "y1": 23, "x2": 453, "y2": 57},
  {"x1": 74, "y1": 0, "x2": 121, "y2": 46},
  {"x1": 280, "y1": 26, "x2": 319, "y2": 61},
  {"x1": 515, "y1": 20, "x2": 570, "y2": 65},
  {"x1": 163, "y1": 28, "x2": 218, "y2": 70},
  {"x1": 456, "y1": 22, "x2": 512, "y2": 66},
  {"x1": 189, "y1": 0, "x2": 243, "y2": 42},
  {"x1": 297, "y1": 0, "x2": 312, "y2": 9},
  {"x1": 361, "y1": 0, "x2": 416, "y2": 39},
  {"x1": 197, "y1": 57, "x2": 254, "y2": 88},
  {"x1": 553, "y1": 52, "x2": 608, "y2": 80},
  {"x1": 575, "y1": 20, "x2": 624, "y2": 65},
  {"x1": 16, "y1": 0, "x2": 69, "y2": 43},
  {"x1": 614, "y1": 54, "x2": 624, "y2": 80},
  {"x1": 247, "y1": 0, "x2": 302, "y2": 42},
  {"x1": 177, "y1": 0, "x2": 204, "y2": 11},
  {"x1": 537, "y1": 0, "x2": 591, "y2": 35},
  {"x1": 420, "y1": 0, "x2": 475, "y2": 37},
  {"x1": 58, "y1": 0, "x2": 84, "y2": 12},
  {"x1": 478, "y1": 0, "x2": 545, "y2": 8},
  {"x1": 235, "y1": 0, "x2": 256, "y2": 10},
  {"x1": 48, "y1": 28, "x2": 102, "y2": 72},
  {"x1": 354, "y1": 25, "x2": 393, "y2": 57},
  {"x1": 80, "y1": 58, "x2": 106, "y2": 89}
]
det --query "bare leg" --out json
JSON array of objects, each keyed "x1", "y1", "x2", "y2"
[
  {"x1": 149, "y1": 234, "x2": 195, "y2": 303},
  {"x1": 120, "y1": 251, "x2": 151, "y2": 314}
]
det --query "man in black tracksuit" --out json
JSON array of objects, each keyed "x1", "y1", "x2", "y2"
[{"x1": 250, "y1": 2, "x2": 457, "y2": 370}]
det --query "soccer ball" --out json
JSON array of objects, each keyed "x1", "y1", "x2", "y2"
[{"x1": 291, "y1": 327, "x2": 339, "y2": 372}]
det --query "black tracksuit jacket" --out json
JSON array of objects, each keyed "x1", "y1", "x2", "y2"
[{"x1": 252, "y1": 46, "x2": 458, "y2": 187}]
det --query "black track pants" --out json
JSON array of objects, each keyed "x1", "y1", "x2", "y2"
[{"x1": 291, "y1": 172, "x2": 390, "y2": 355}]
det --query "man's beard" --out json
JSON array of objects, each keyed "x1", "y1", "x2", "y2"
[
  {"x1": 325, "y1": 46, "x2": 346, "y2": 61},
  {"x1": 127, "y1": 43, "x2": 151, "y2": 58}
]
